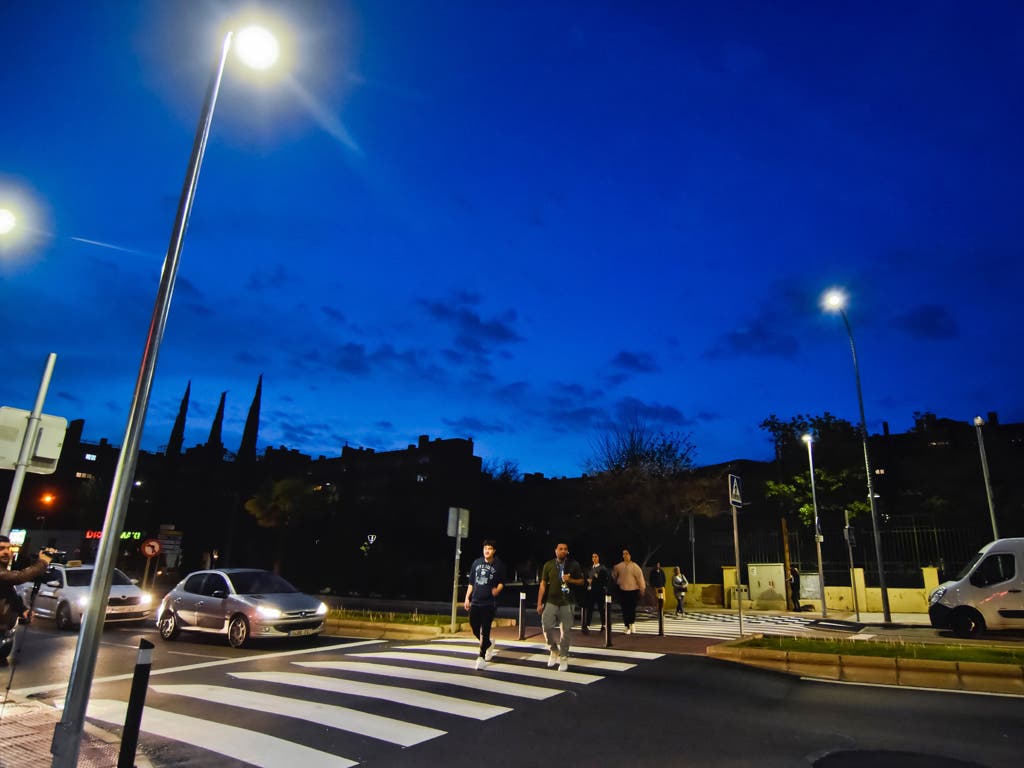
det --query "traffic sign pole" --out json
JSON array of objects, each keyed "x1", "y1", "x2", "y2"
[{"x1": 728, "y1": 474, "x2": 744, "y2": 637}]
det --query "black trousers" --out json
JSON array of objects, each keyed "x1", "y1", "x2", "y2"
[
  {"x1": 468, "y1": 604, "x2": 496, "y2": 656},
  {"x1": 583, "y1": 590, "x2": 606, "y2": 627},
  {"x1": 619, "y1": 589, "x2": 640, "y2": 626}
]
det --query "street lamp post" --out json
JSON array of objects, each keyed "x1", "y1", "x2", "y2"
[
  {"x1": 50, "y1": 26, "x2": 279, "y2": 767},
  {"x1": 973, "y1": 416, "x2": 999, "y2": 540},
  {"x1": 823, "y1": 289, "x2": 891, "y2": 623},
  {"x1": 802, "y1": 434, "x2": 827, "y2": 618}
]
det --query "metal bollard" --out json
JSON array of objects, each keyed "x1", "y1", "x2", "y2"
[
  {"x1": 604, "y1": 593, "x2": 612, "y2": 648},
  {"x1": 658, "y1": 595, "x2": 664, "y2": 636},
  {"x1": 117, "y1": 638, "x2": 154, "y2": 768},
  {"x1": 518, "y1": 591, "x2": 526, "y2": 640}
]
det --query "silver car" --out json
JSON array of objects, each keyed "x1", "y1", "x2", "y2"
[
  {"x1": 18, "y1": 562, "x2": 153, "y2": 630},
  {"x1": 156, "y1": 568, "x2": 327, "y2": 648}
]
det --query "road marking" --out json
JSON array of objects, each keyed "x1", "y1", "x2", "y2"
[
  {"x1": 11, "y1": 639, "x2": 385, "y2": 697},
  {"x1": 397, "y1": 643, "x2": 636, "y2": 671},
  {"x1": 230, "y1": 671, "x2": 511, "y2": 720},
  {"x1": 295, "y1": 660, "x2": 564, "y2": 700},
  {"x1": 353, "y1": 651, "x2": 603, "y2": 684},
  {"x1": 152, "y1": 684, "x2": 445, "y2": 746},
  {"x1": 166, "y1": 650, "x2": 234, "y2": 660},
  {"x1": 802, "y1": 677, "x2": 1024, "y2": 698},
  {"x1": 434, "y1": 638, "x2": 665, "y2": 660},
  {"x1": 83, "y1": 698, "x2": 355, "y2": 768}
]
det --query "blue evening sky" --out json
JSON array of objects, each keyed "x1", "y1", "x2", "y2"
[{"x1": 2, "y1": 1, "x2": 1022, "y2": 477}]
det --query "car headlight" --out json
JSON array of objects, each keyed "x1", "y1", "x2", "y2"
[
  {"x1": 140, "y1": 593, "x2": 153, "y2": 605},
  {"x1": 316, "y1": 602, "x2": 328, "y2": 615},
  {"x1": 77, "y1": 596, "x2": 89, "y2": 609},
  {"x1": 928, "y1": 586, "x2": 946, "y2": 605},
  {"x1": 256, "y1": 605, "x2": 282, "y2": 619}
]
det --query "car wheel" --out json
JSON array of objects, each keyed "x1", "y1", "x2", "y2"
[
  {"x1": 228, "y1": 615, "x2": 250, "y2": 648},
  {"x1": 158, "y1": 611, "x2": 181, "y2": 641},
  {"x1": 55, "y1": 603, "x2": 76, "y2": 631},
  {"x1": 950, "y1": 607, "x2": 984, "y2": 638}
]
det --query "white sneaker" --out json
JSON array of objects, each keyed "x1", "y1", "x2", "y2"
[
  {"x1": 624, "y1": 625, "x2": 632, "y2": 635},
  {"x1": 558, "y1": 657, "x2": 568, "y2": 672},
  {"x1": 547, "y1": 650, "x2": 559, "y2": 668},
  {"x1": 484, "y1": 645, "x2": 496, "y2": 661},
  {"x1": 475, "y1": 656, "x2": 486, "y2": 670}
]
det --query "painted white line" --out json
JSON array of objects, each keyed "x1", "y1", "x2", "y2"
[
  {"x1": 84, "y1": 698, "x2": 355, "y2": 768},
  {"x1": 153, "y1": 683, "x2": 444, "y2": 746},
  {"x1": 230, "y1": 671, "x2": 511, "y2": 720},
  {"x1": 354, "y1": 651, "x2": 603, "y2": 684},
  {"x1": 296, "y1": 660, "x2": 564, "y2": 700},
  {"x1": 398, "y1": 643, "x2": 635, "y2": 671},
  {"x1": 436, "y1": 638, "x2": 664, "y2": 660},
  {"x1": 11, "y1": 639, "x2": 385, "y2": 697},
  {"x1": 166, "y1": 650, "x2": 234, "y2": 660},
  {"x1": 802, "y1": 677, "x2": 1024, "y2": 698}
]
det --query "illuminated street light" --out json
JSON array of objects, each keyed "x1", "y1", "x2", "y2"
[
  {"x1": 801, "y1": 434, "x2": 827, "y2": 619},
  {"x1": 822, "y1": 288, "x2": 891, "y2": 623},
  {"x1": 973, "y1": 416, "x2": 999, "y2": 540},
  {"x1": 52, "y1": 24, "x2": 281, "y2": 767},
  {"x1": 0, "y1": 208, "x2": 15, "y2": 234},
  {"x1": 236, "y1": 25, "x2": 280, "y2": 69}
]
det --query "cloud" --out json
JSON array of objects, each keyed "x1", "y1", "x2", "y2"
[
  {"x1": 610, "y1": 350, "x2": 660, "y2": 374},
  {"x1": 892, "y1": 304, "x2": 958, "y2": 340},
  {"x1": 613, "y1": 396, "x2": 694, "y2": 427},
  {"x1": 442, "y1": 416, "x2": 510, "y2": 435},
  {"x1": 418, "y1": 296, "x2": 524, "y2": 349},
  {"x1": 703, "y1": 324, "x2": 800, "y2": 359}
]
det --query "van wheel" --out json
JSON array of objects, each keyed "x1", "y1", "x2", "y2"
[{"x1": 950, "y1": 607, "x2": 984, "y2": 638}]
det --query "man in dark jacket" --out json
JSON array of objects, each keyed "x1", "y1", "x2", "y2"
[
  {"x1": 0, "y1": 536, "x2": 56, "y2": 666},
  {"x1": 583, "y1": 552, "x2": 609, "y2": 633}
]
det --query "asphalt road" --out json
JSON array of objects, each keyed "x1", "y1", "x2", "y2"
[{"x1": 5, "y1": 621, "x2": 1022, "y2": 767}]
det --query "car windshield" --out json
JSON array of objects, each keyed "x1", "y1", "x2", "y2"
[
  {"x1": 228, "y1": 571, "x2": 299, "y2": 595},
  {"x1": 955, "y1": 551, "x2": 985, "y2": 581},
  {"x1": 64, "y1": 568, "x2": 134, "y2": 587}
]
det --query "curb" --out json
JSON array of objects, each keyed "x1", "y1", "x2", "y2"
[
  {"x1": 323, "y1": 617, "x2": 516, "y2": 641},
  {"x1": 707, "y1": 640, "x2": 1024, "y2": 694}
]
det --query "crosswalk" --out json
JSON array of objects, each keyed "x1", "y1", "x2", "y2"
[
  {"x1": 612, "y1": 611, "x2": 821, "y2": 639},
  {"x1": 76, "y1": 637, "x2": 664, "y2": 767}
]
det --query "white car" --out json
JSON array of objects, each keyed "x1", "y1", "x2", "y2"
[{"x1": 18, "y1": 562, "x2": 153, "y2": 630}]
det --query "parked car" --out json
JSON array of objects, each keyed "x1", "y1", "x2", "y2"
[
  {"x1": 156, "y1": 568, "x2": 327, "y2": 648},
  {"x1": 17, "y1": 562, "x2": 153, "y2": 630},
  {"x1": 929, "y1": 537, "x2": 1024, "y2": 637}
]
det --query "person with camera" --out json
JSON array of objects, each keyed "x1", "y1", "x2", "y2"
[
  {"x1": 0, "y1": 536, "x2": 57, "y2": 666},
  {"x1": 537, "y1": 542, "x2": 584, "y2": 672}
]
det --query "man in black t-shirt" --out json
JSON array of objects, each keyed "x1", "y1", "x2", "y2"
[{"x1": 464, "y1": 539, "x2": 506, "y2": 670}]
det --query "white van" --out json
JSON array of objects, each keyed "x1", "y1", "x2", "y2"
[{"x1": 928, "y1": 537, "x2": 1024, "y2": 637}]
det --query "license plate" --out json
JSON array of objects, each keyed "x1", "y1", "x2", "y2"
[
  {"x1": 289, "y1": 627, "x2": 317, "y2": 637},
  {"x1": 108, "y1": 605, "x2": 135, "y2": 613}
]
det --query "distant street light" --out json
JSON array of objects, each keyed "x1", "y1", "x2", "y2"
[
  {"x1": 973, "y1": 416, "x2": 999, "y2": 540},
  {"x1": 51, "y1": 23, "x2": 281, "y2": 767},
  {"x1": 802, "y1": 434, "x2": 827, "y2": 619},
  {"x1": 822, "y1": 288, "x2": 891, "y2": 623}
]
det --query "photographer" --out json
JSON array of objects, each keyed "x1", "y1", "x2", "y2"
[{"x1": 0, "y1": 536, "x2": 56, "y2": 667}]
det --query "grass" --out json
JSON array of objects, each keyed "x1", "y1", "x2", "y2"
[
  {"x1": 326, "y1": 607, "x2": 453, "y2": 627},
  {"x1": 738, "y1": 635, "x2": 1024, "y2": 665}
]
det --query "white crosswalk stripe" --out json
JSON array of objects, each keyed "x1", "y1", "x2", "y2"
[
  {"x1": 230, "y1": 670, "x2": 511, "y2": 719},
  {"x1": 85, "y1": 698, "x2": 356, "y2": 768},
  {"x1": 601, "y1": 612, "x2": 820, "y2": 639},
  {"x1": 296, "y1": 660, "x2": 564, "y2": 700},
  {"x1": 82, "y1": 636, "x2": 663, "y2": 766},
  {"x1": 151, "y1": 683, "x2": 445, "y2": 746}
]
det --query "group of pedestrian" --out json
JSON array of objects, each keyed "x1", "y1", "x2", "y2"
[{"x1": 463, "y1": 538, "x2": 694, "y2": 674}]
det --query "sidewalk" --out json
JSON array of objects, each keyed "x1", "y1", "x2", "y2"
[{"x1": 0, "y1": 695, "x2": 155, "y2": 768}]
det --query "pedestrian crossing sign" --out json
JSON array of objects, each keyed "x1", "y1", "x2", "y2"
[{"x1": 728, "y1": 474, "x2": 743, "y2": 507}]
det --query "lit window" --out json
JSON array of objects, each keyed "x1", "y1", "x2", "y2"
[
  {"x1": 75, "y1": 472, "x2": 95, "y2": 480},
  {"x1": 84, "y1": 453, "x2": 97, "y2": 461},
  {"x1": 416, "y1": 474, "x2": 427, "y2": 483}
]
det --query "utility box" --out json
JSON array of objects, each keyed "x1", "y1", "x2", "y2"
[
  {"x1": 0, "y1": 407, "x2": 68, "y2": 474},
  {"x1": 747, "y1": 563, "x2": 787, "y2": 610}
]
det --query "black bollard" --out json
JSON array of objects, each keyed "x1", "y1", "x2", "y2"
[
  {"x1": 118, "y1": 638, "x2": 154, "y2": 768},
  {"x1": 604, "y1": 593, "x2": 612, "y2": 648},
  {"x1": 518, "y1": 591, "x2": 526, "y2": 640}
]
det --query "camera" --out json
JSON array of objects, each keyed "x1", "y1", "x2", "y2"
[{"x1": 43, "y1": 549, "x2": 68, "y2": 563}]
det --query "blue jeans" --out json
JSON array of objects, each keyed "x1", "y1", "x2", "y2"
[{"x1": 541, "y1": 602, "x2": 574, "y2": 658}]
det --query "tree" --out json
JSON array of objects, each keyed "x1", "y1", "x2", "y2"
[
  {"x1": 764, "y1": 468, "x2": 870, "y2": 527},
  {"x1": 244, "y1": 477, "x2": 324, "y2": 574},
  {"x1": 482, "y1": 458, "x2": 522, "y2": 483},
  {"x1": 584, "y1": 420, "x2": 705, "y2": 564}
]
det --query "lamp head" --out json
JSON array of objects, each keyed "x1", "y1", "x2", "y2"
[
  {"x1": 801, "y1": 433, "x2": 813, "y2": 445},
  {"x1": 234, "y1": 25, "x2": 279, "y2": 70},
  {"x1": 822, "y1": 289, "x2": 847, "y2": 313},
  {"x1": 0, "y1": 208, "x2": 15, "y2": 235},
  {"x1": 974, "y1": 416, "x2": 985, "y2": 427}
]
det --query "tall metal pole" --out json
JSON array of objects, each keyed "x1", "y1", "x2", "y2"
[
  {"x1": 844, "y1": 509, "x2": 860, "y2": 621},
  {"x1": 1, "y1": 352, "x2": 57, "y2": 536},
  {"x1": 838, "y1": 308, "x2": 890, "y2": 622},
  {"x1": 803, "y1": 435, "x2": 827, "y2": 618},
  {"x1": 51, "y1": 32, "x2": 235, "y2": 767},
  {"x1": 973, "y1": 417, "x2": 999, "y2": 540}
]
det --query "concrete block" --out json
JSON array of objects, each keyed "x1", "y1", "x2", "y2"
[
  {"x1": 957, "y1": 661, "x2": 1024, "y2": 694},
  {"x1": 897, "y1": 658, "x2": 959, "y2": 689},
  {"x1": 787, "y1": 651, "x2": 840, "y2": 680},
  {"x1": 840, "y1": 654, "x2": 897, "y2": 685}
]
